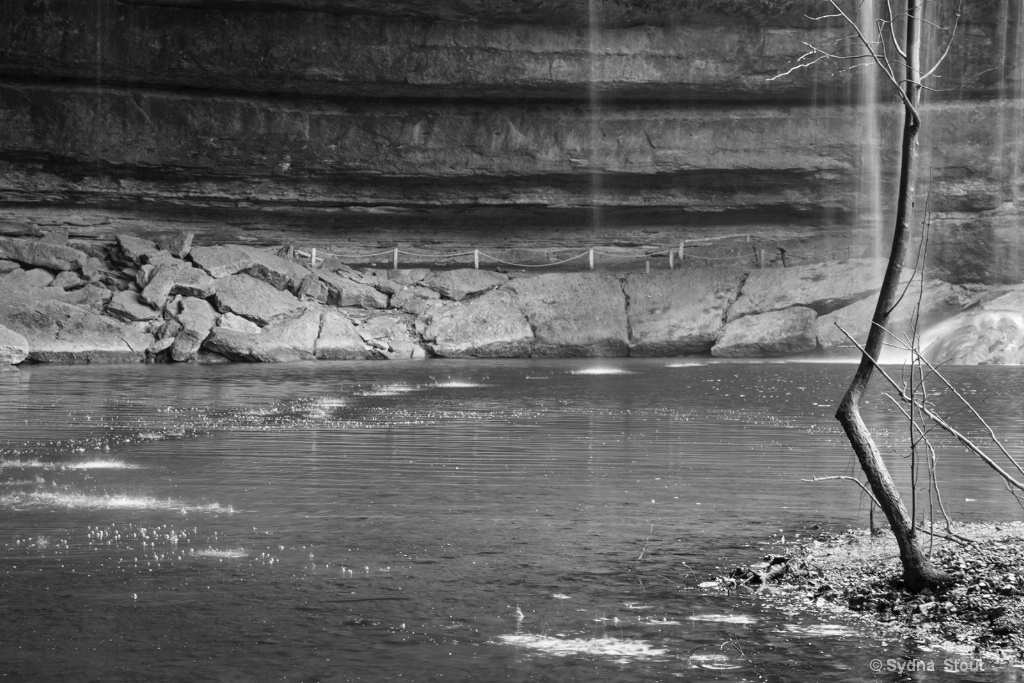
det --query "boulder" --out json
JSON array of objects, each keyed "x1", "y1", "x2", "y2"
[
  {"x1": 190, "y1": 245, "x2": 256, "y2": 279},
  {"x1": 107, "y1": 290, "x2": 161, "y2": 323},
  {"x1": 217, "y1": 312, "x2": 262, "y2": 334},
  {"x1": 3, "y1": 267, "x2": 54, "y2": 289},
  {"x1": 981, "y1": 285, "x2": 1024, "y2": 313},
  {"x1": 156, "y1": 231, "x2": 194, "y2": 259},
  {"x1": 317, "y1": 270, "x2": 389, "y2": 309},
  {"x1": 116, "y1": 235, "x2": 159, "y2": 264},
  {"x1": 424, "y1": 269, "x2": 508, "y2": 301},
  {"x1": 388, "y1": 268, "x2": 431, "y2": 286},
  {"x1": 357, "y1": 314, "x2": 428, "y2": 359},
  {"x1": 238, "y1": 245, "x2": 312, "y2": 293},
  {"x1": 170, "y1": 266, "x2": 217, "y2": 299},
  {"x1": 140, "y1": 262, "x2": 188, "y2": 308},
  {"x1": 50, "y1": 270, "x2": 85, "y2": 290},
  {"x1": 624, "y1": 268, "x2": 744, "y2": 356},
  {"x1": 503, "y1": 273, "x2": 629, "y2": 357},
  {"x1": 712, "y1": 306, "x2": 818, "y2": 357},
  {"x1": 0, "y1": 236, "x2": 90, "y2": 272},
  {"x1": 728, "y1": 259, "x2": 891, "y2": 321},
  {"x1": 203, "y1": 307, "x2": 320, "y2": 362},
  {"x1": 213, "y1": 274, "x2": 306, "y2": 325},
  {"x1": 421, "y1": 290, "x2": 532, "y2": 357},
  {"x1": 0, "y1": 323, "x2": 29, "y2": 365},
  {"x1": 817, "y1": 280, "x2": 980, "y2": 355},
  {"x1": 0, "y1": 259, "x2": 20, "y2": 274},
  {"x1": 0, "y1": 298, "x2": 152, "y2": 363},
  {"x1": 315, "y1": 309, "x2": 371, "y2": 360},
  {"x1": 169, "y1": 297, "x2": 218, "y2": 362}
]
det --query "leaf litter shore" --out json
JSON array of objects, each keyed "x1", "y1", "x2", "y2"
[{"x1": 720, "y1": 522, "x2": 1024, "y2": 665}]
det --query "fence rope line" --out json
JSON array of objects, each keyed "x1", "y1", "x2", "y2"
[{"x1": 291, "y1": 237, "x2": 860, "y2": 271}]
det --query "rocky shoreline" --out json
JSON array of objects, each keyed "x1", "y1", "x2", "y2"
[
  {"x1": 1, "y1": 230, "x2": 1023, "y2": 370},
  {"x1": 719, "y1": 524, "x2": 1024, "y2": 665}
]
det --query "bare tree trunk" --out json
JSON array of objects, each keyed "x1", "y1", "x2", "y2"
[{"x1": 834, "y1": 1, "x2": 950, "y2": 593}]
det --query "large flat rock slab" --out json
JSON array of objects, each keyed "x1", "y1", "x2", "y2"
[
  {"x1": 503, "y1": 273, "x2": 628, "y2": 357},
  {"x1": 624, "y1": 268, "x2": 744, "y2": 356},
  {"x1": 728, "y1": 259, "x2": 889, "y2": 321},
  {"x1": 204, "y1": 307, "x2": 320, "y2": 362},
  {"x1": 213, "y1": 274, "x2": 305, "y2": 325},
  {"x1": 317, "y1": 270, "x2": 389, "y2": 309},
  {"x1": 190, "y1": 245, "x2": 256, "y2": 279},
  {"x1": 0, "y1": 237, "x2": 90, "y2": 272},
  {"x1": 0, "y1": 299, "x2": 152, "y2": 363},
  {"x1": 423, "y1": 269, "x2": 507, "y2": 301},
  {"x1": 421, "y1": 291, "x2": 533, "y2": 357},
  {"x1": 712, "y1": 306, "x2": 818, "y2": 357}
]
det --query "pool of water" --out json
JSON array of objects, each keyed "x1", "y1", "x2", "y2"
[{"x1": 1, "y1": 358, "x2": 1022, "y2": 682}]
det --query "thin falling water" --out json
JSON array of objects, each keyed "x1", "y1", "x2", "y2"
[
  {"x1": 588, "y1": 0, "x2": 602, "y2": 234},
  {"x1": 857, "y1": 0, "x2": 884, "y2": 262}
]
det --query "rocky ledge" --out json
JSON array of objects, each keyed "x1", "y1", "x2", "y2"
[{"x1": 1, "y1": 231, "x2": 1022, "y2": 370}]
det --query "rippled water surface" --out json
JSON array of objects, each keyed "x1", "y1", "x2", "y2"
[{"x1": 1, "y1": 359, "x2": 1023, "y2": 682}]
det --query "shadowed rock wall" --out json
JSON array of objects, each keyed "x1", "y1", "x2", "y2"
[{"x1": 0, "y1": 0, "x2": 1022, "y2": 283}]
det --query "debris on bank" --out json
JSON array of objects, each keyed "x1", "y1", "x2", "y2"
[{"x1": 709, "y1": 523, "x2": 1024, "y2": 664}]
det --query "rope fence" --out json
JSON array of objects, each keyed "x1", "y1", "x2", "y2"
[{"x1": 290, "y1": 237, "x2": 861, "y2": 273}]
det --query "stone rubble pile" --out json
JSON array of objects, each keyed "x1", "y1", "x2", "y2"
[{"x1": 0, "y1": 231, "x2": 1021, "y2": 370}]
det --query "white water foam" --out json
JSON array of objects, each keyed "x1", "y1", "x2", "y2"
[
  {"x1": 190, "y1": 547, "x2": 249, "y2": 559},
  {"x1": 686, "y1": 614, "x2": 757, "y2": 625},
  {"x1": 0, "y1": 491, "x2": 233, "y2": 513},
  {"x1": 782, "y1": 623, "x2": 856, "y2": 638},
  {"x1": 432, "y1": 381, "x2": 485, "y2": 388},
  {"x1": 358, "y1": 384, "x2": 419, "y2": 397},
  {"x1": 497, "y1": 633, "x2": 667, "y2": 660},
  {"x1": 569, "y1": 367, "x2": 633, "y2": 376},
  {"x1": 64, "y1": 460, "x2": 142, "y2": 470}
]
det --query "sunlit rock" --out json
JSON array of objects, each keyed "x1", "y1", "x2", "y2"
[
  {"x1": 0, "y1": 323, "x2": 29, "y2": 365},
  {"x1": 237, "y1": 246, "x2": 312, "y2": 294},
  {"x1": 624, "y1": 268, "x2": 744, "y2": 356},
  {"x1": 727, "y1": 259, "x2": 889, "y2": 321},
  {"x1": 712, "y1": 306, "x2": 818, "y2": 357},
  {"x1": 0, "y1": 237, "x2": 90, "y2": 273},
  {"x1": 169, "y1": 297, "x2": 219, "y2": 362},
  {"x1": 423, "y1": 269, "x2": 508, "y2": 301},
  {"x1": 213, "y1": 274, "x2": 306, "y2": 325},
  {"x1": 387, "y1": 269, "x2": 431, "y2": 286},
  {"x1": 0, "y1": 298, "x2": 152, "y2": 363},
  {"x1": 217, "y1": 312, "x2": 261, "y2": 334},
  {"x1": 357, "y1": 314, "x2": 428, "y2": 359},
  {"x1": 107, "y1": 290, "x2": 161, "y2": 323},
  {"x1": 50, "y1": 271, "x2": 85, "y2": 291},
  {"x1": 421, "y1": 290, "x2": 533, "y2": 357},
  {"x1": 317, "y1": 270, "x2": 389, "y2": 309},
  {"x1": 140, "y1": 261, "x2": 188, "y2": 309},
  {"x1": 503, "y1": 273, "x2": 628, "y2": 357},
  {"x1": 115, "y1": 235, "x2": 159, "y2": 264},
  {"x1": 203, "y1": 307, "x2": 320, "y2": 362},
  {"x1": 190, "y1": 246, "x2": 256, "y2": 279},
  {"x1": 315, "y1": 309, "x2": 371, "y2": 360},
  {"x1": 169, "y1": 266, "x2": 216, "y2": 299},
  {"x1": 2, "y1": 267, "x2": 54, "y2": 289}
]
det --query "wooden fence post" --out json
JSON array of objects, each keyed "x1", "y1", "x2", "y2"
[
  {"x1": 473, "y1": 249, "x2": 479, "y2": 269},
  {"x1": 393, "y1": 248, "x2": 399, "y2": 270},
  {"x1": 589, "y1": 249, "x2": 594, "y2": 270},
  {"x1": 310, "y1": 248, "x2": 317, "y2": 268}
]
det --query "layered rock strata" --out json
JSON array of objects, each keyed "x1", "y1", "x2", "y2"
[{"x1": 1, "y1": 231, "x2": 1019, "y2": 370}]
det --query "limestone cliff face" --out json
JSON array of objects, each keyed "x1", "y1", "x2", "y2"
[{"x1": 0, "y1": 0, "x2": 1022, "y2": 283}]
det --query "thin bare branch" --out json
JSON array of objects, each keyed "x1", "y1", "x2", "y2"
[
  {"x1": 836, "y1": 324, "x2": 1024, "y2": 492},
  {"x1": 803, "y1": 474, "x2": 881, "y2": 507},
  {"x1": 921, "y1": 0, "x2": 963, "y2": 79}
]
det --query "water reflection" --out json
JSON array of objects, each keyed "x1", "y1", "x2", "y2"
[{"x1": 0, "y1": 359, "x2": 1022, "y2": 681}]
